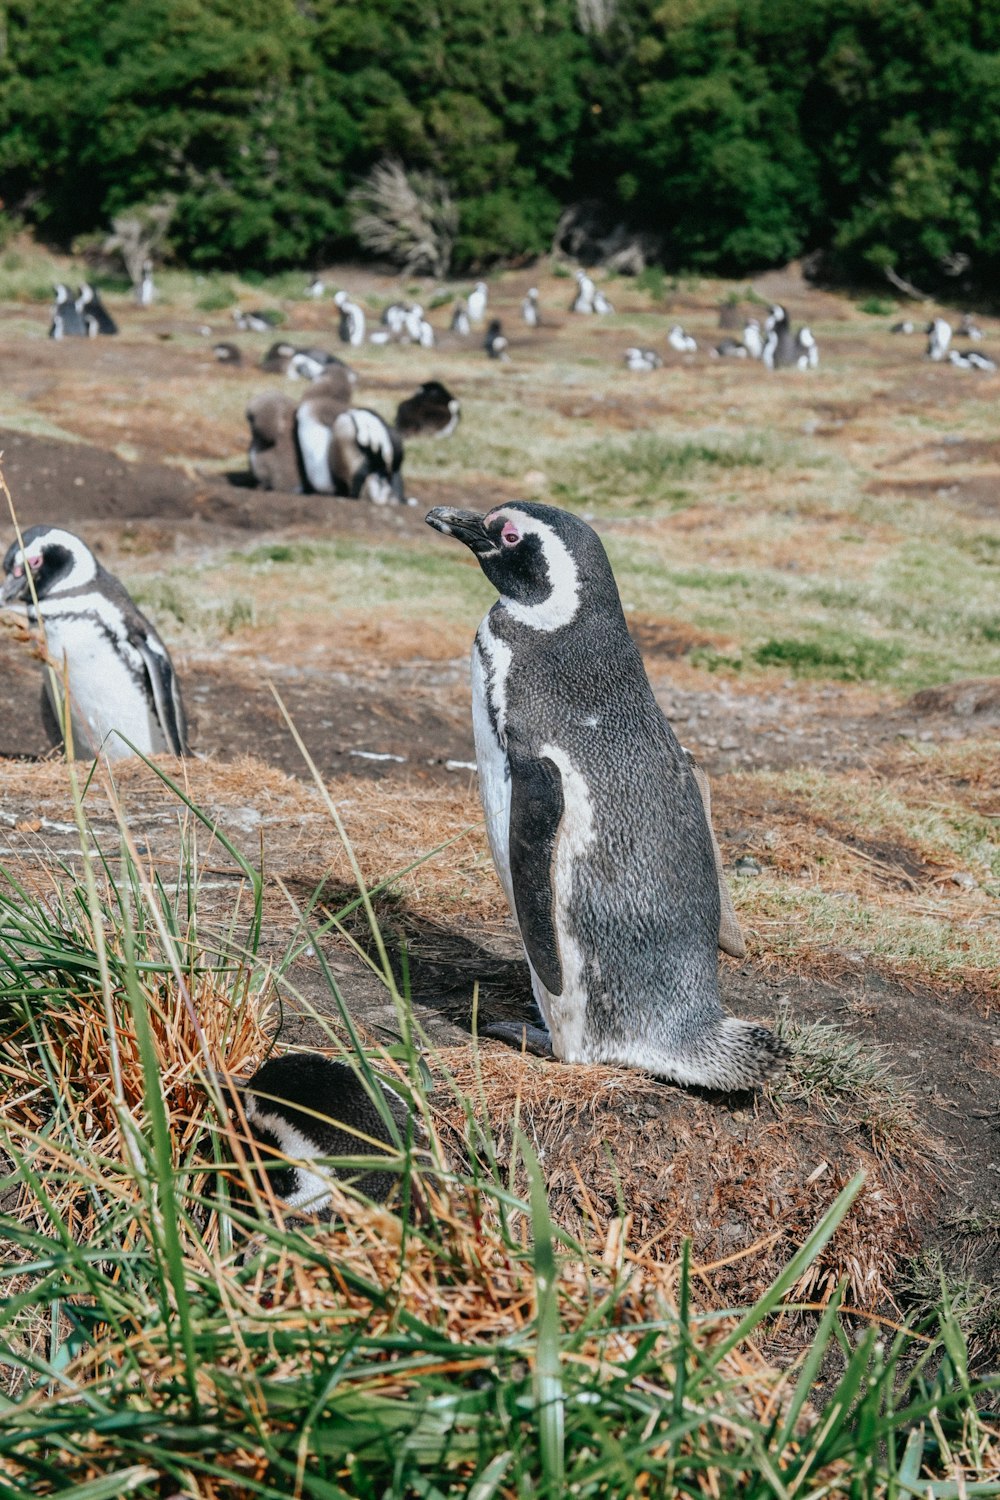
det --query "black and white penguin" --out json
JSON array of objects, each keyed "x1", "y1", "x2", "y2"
[
  {"x1": 424, "y1": 501, "x2": 789, "y2": 1089},
  {"x1": 570, "y1": 270, "x2": 595, "y2": 314},
  {"x1": 484, "y1": 319, "x2": 510, "y2": 361},
  {"x1": 948, "y1": 348, "x2": 997, "y2": 371},
  {"x1": 402, "y1": 303, "x2": 434, "y2": 346},
  {"x1": 1, "y1": 526, "x2": 188, "y2": 760},
  {"x1": 521, "y1": 288, "x2": 540, "y2": 327},
  {"x1": 395, "y1": 381, "x2": 461, "y2": 438},
  {"x1": 623, "y1": 346, "x2": 662, "y2": 371},
  {"x1": 234, "y1": 308, "x2": 282, "y2": 333},
  {"x1": 213, "y1": 341, "x2": 243, "y2": 364},
  {"x1": 667, "y1": 325, "x2": 697, "y2": 353},
  {"x1": 742, "y1": 319, "x2": 764, "y2": 359},
  {"x1": 466, "y1": 282, "x2": 488, "y2": 324},
  {"x1": 762, "y1": 305, "x2": 797, "y2": 369},
  {"x1": 295, "y1": 395, "x2": 408, "y2": 504},
  {"x1": 794, "y1": 327, "x2": 819, "y2": 369},
  {"x1": 306, "y1": 276, "x2": 326, "y2": 299},
  {"x1": 592, "y1": 287, "x2": 614, "y2": 315},
  {"x1": 259, "y1": 340, "x2": 298, "y2": 373},
  {"x1": 136, "y1": 260, "x2": 156, "y2": 306},
  {"x1": 926, "y1": 318, "x2": 952, "y2": 361},
  {"x1": 334, "y1": 290, "x2": 366, "y2": 346},
  {"x1": 49, "y1": 284, "x2": 87, "y2": 339},
  {"x1": 76, "y1": 284, "x2": 118, "y2": 336},
  {"x1": 711, "y1": 337, "x2": 749, "y2": 359},
  {"x1": 381, "y1": 302, "x2": 409, "y2": 338},
  {"x1": 246, "y1": 390, "x2": 301, "y2": 491},
  {"x1": 450, "y1": 300, "x2": 471, "y2": 336},
  {"x1": 287, "y1": 348, "x2": 352, "y2": 384},
  {"x1": 220, "y1": 1052, "x2": 412, "y2": 1211},
  {"x1": 957, "y1": 313, "x2": 983, "y2": 342},
  {"x1": 890, "y1": 320, "x2": 915, "y2": 335}
]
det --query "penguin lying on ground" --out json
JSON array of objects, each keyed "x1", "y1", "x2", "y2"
[
  {"x1": 712, "y1": 337, "x2": 748, "y2": 358},
  {"x1": 1, "y1": 525, "x2": 188, "y2": 760},
  {"x1": 213, "y1": 341, "x2": 243, "y2": 364},
  {"x1": 49, "y1": 284, "x2": 87, "y2": 339},
  {"x1": 948, "y1": 348, "x2": 997, "y2": 371},
  {"x1": 395, "y1": 381, "x2": 461, "y2": 438},
  {"x1": 246, "y1": 390, "x2": 301, "y2": 491},
  {"x1": 624, "y1": 347, "x2": 662, "y2": 371},
  {"x1": 76, "y1": 284, "x2": 118, "y2": 336},
  {"x1": 259, "y1": 340, "x2": 298, "y2": 373},
  {"x1": 217, "y1": 1052, "x2": 412, "y2": 1212},
  {"x1": 425, "y1": 500, "x2": 788, "y2": 1090},
  {"x1": 667, "y1": 325, "x2": 697, "y2": 353},
  {"x1": 233, "y1": 308, "x2": 282, "y2": 333}
]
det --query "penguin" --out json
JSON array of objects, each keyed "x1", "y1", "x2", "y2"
[
  {"x1": 484, "y1": 319, "x2": 510, "y2": 361},
  {"x1": 259, "y1": 340, "x2": 298, "y2": 373},
  {"x1": 957, "y1": 313, "x2": 983, "y2": 342},
  {"x1": 742, "y1": 319, "x2": 764, "y2": 359},
  {"x1": 948, "y1": 348, "x2": 997, "y2": 371},
  {"x1": 667, "y1": 325, "x2": 697, "y2": 353},
  {"x1": 466, "y1": 282, "x2": 488, "y2": 324},
  {"x1": 136, "y1": 260, "x2": 156, "y2": 307},
  {"x1": 570, "y1": 270, "x2": 595, "y2": 314},
  {"x1": 623, "y1": 347, "x2": 662, "y2": 371},
  {"x1": 295, "y1": 394, "x2": 407, "y2": 504},
  {"x1": 423, "y1": 500, "x2": 788, "y2": 1089},
  {"x1": 395, "y1": 381, "x2": 461, "y2": 438},
  {"x1": 926, "y1": 318, "x2": 952, "y2": 361},
  {"x1": 762, "y1": 305, "x2": 797, "y2": 369},
  {"x1": 401, "y1": 303, "x2": 434, "y2": 346},
  {"x1": 76, "y1": 284, "x2": 118, "y2": 336},
  {"x1": 306, "y1": 276, "x2": 326, "y2": 299},
  {"x1": 522, "y1": 288, "x2": 540, "y2": 327},
  {"x1": 219, "y1": 1052, "x2": 412, "y2": 1211},
  {"x1": 287, "y1": 348, "x2": 351, "y2": 383},
  {"x1": 334, "y1": 290, "x2": 366, "y2": 346},
  {"x1": 246, "y1": 390, "x2": 301, "y2": 491},
  {"x1": 234, "y1": 308, "x2": 282, "y2": 333},
  {"x1": 213, "y1": 341, "x2": 243, "y2": 365},
  {"x1": 382, "y1": 302, "x2": 410, "y2": 338},
  {"x1": 890, "y1": 320, "x2": 915, "y2": 334},
  {"x1": 711, "y1": 337, "x2": 749, "y2": 359},
  {"x1": 1, "y1": 525, "x2": 188, "y2": 761},
  {"x1": 592, "y1": 287, "x2": 614, "y2": 315},
  {"x1": 49, "y1": 284, "x2": 87, "y2": 339},
  {"x1": 794, "y1": 327, "x2": 819, "y2": 369},
  {"x1": 450, "y1": 300, "x2": 471, "y2": 336}
]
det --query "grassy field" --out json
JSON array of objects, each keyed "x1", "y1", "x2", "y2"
[{"x1": 0, "y1": 241, "x2": 997, "y2": 1496}]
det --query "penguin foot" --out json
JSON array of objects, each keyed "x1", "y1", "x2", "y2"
[{"x1": 480, "y1": 1020, "x2": 554, "y2": 1059}]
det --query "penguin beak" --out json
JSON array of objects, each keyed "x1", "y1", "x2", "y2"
[
  {"x1": 1, "y1": 570, "x2": 29, "y2": 606},
  {"x1": 425, "y1": 506, "x2": 495, "y2": 556}
]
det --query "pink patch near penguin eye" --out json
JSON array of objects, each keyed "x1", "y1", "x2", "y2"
[
  {"x1": 28, "y1": 556, "x2": 41, "y2": 569},
  {"x1": 500, "y1": 521, "x2": 520, "y2": 547},
  {"x1": 12, "y1": 565, "x2": 23, "y2": 578}
]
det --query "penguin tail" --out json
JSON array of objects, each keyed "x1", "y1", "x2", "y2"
[{"x1": 683, "y1": 1017, "x2": 791, "y2": 1090}]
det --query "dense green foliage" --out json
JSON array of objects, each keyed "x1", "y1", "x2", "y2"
[{"x1": 2, "y1": 0, "x2": 1000, "y2": 285}]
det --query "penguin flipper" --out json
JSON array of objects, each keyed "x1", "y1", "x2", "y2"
[
  {"x1": 133, "y1": 632, "x2": 188, "y2": 756},
  {"x1": 507, "y1": 749, "x2": 564, "y2": 996}
]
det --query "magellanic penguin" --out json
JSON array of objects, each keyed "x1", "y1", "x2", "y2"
[
  {"x1": 295, "y1": 391, "x2": 408, "y2": 504},
  {"x1": 76, "y1": 284, "x2": 119, "y2": 336},
  {"x1": 624, "y1": 346, "x2": 662, "y2": 371},
  {"x1": 522, "y1": 288, "x2": 540, "y2": 327},
  {"x1": 424, "y1": 501, "x2": 789, "y2": 1090},
  {"x1": 667, "y1": 325, "x2": 697, "y2": 353},
  {"x1": 136, "y1": 260, "x2": 156, "y2": 306},
  {"x1": 484, "y1": 319, "x2": 510, "y2": 361},
  {"x1": 1, "y1": 525, "x2": 188, "y2": 761},
  {"x1": 794, "y1": 327, "x2": 819, "y2": 369},
  {"x1": 218, "y1": 1052, "x2": 413, "y2": 1212},
  {"x1": 49, "y1": 284, "x2": 87, "y2": 339},
  {"x1": 570, "y1": 270, "x2": 595, "y2": 314},
  {"x1": 592, "y1": 287, "x2": 614, "y2": 315},
  {"x1": 762, "y1": 305, "x2": 797, "y2": 369},
  {"x1": 395, "y1": 381, "x2": 461, "y2": 438},
  {"x1": 466, "y1": 282, "x2": 488, "y2": 324},
  {"x1": 334, "y1": 290, "x2": 366, "y2": 346},
  {"x1": 926, "y1": 317, "x2": 952, "y2": 361},
  {"x1": 246, "y1": 390, "x2": 301, "y2": 491},
  {"x1": 450, "y1": 300, "x2": 471, "y2": 336}
]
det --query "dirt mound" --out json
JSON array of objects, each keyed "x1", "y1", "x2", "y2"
[{"x1": 908, "y1": 678, "x2": 1000, "y2": 719}]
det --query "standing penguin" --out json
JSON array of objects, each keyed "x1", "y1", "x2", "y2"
[
  {"x1": 218, "y1": 1052, "x2": 413, "y2": 1211},
  {"x1": 49, "y1": 284, "x2": 87, "y2": 339},
  {"x1": 466, "y1": 282, "x2": 488, "y2": 324},
  {"x1": 450, "y1": 300, "x2": 471, "y2": 336},
  {"x1": 424, "y1": 501, "x2": 788, "y2": 1089},
  {"x1": 76, "y1": 284, "x2": 119, "y2": 336},
  {"x1": 1, "y1": 526, "x2": 188, "y2": 760},
  {"x1": 521, "y1": 288, "x2": 540, "y2": 327},
  {"x1": 926, "y1": 318, "x2": 952, "y2": 361},
  {"x1": 762, "y1": 305, "x2": 797, "y2": 369},
  {"x1": 570, "y1": 270, "x2": 595, "y2": 314},
  {"x1": 334, "y1": 290, "x2": 366, "y2": 346},
  {"x1": 136, "y1": 260, "x2": 156, "y2": 307},
  {"x1": 246, "y1": 390, "x2": 301, "y2": 491},
  {"x1": 484, "y1": 319, "x2": 510, "y2": 360}
]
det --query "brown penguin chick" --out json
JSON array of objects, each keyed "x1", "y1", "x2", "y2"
[{"x1": 246, "y1": 390, "x2": 300, "y2": 492}]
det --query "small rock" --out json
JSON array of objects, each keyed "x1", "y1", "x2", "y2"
[
  {"x1": 720, "y1": 736, "x2": 739, "y2": 750},
  {"x1": 919, "y1": 731, "x2": 935, "y2": 742},
  {"x1": 762, "y1": 829, "x2": 779, "y2": 849},
  {"x1": 950, "y1": 871, "x2": 976, "y2": 890},
  {"x1": 734, "y1": 856, "x2": 761, "y2": 877}
]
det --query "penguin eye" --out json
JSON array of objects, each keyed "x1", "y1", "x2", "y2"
[{"x1": 500, "y1": 521, "x2": 521, "y2": 548}]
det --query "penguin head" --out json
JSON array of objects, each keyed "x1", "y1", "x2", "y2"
[
  {"x1": 2, "y1": 525, "x2": 98, "y2": 607},
  {"x1": 426, "y1": 501, "x2": 620, "y2": 631}
]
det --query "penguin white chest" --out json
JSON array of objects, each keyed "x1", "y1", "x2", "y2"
[
  {"x1": 471, "y1": 623, "x2": 514, "y2": 912},
  {"x1": 296, "y1": 408, "x2": 334, "y2": 493},
  {"x1": 42, "y1": 609, "x2": 161, "y2": 758}
]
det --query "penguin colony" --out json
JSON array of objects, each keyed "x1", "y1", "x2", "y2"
[{"x1": 11, "y1": 268, "x2": 995, "y2": 1211}]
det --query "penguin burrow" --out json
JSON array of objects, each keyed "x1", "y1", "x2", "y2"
[
  {"x1": 217, "y1": 1052, "x2": 413, "y2": 1212},
  {"x1": 425, "y1": 500, "x2": 789, "y2": 1091},
  {"x1": 1, "y1": 525, "x2": 188, "y2": 761}
]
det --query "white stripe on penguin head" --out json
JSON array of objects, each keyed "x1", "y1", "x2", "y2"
[
  {"x1": 490, "y1": 507, "x2": 580, "y2": 632},
  {"x1": 10, "y1": 528, "x2": 99, "y2": 593}
]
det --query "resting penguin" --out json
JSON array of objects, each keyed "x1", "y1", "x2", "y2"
[
  {"x1": 76, "y1": 283, "x2": 119, "y2": 336},
  {"x1": 424, "y1": 501, "x2": 788, "y2": 1090},
  {"x1": 49, "y1": 284, "x2": 87, "y2": 339},
  {"x1": 246, "y1": 390, "x2": 300, "y2": 491},
  {"x1": 334, "y1": 290, "x2": 366, "y2": 346},
  {"x1": 217, "y1": 1052, "x2": 412, "y2": 1211},
  {"x1": 295, "y1": 392, "x2": 407, "y2": 504},
  {"x1": 1, "y1": 525, "x2": 188, "y2": 761},
  {"x1": 395, "y1": 381, "x2": 461, "y2": 438}
]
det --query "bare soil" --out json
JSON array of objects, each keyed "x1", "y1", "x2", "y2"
[{"x1": 0, "y1": 270, "x2": 997, "y2": 1354}]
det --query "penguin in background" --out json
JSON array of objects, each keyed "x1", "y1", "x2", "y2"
[
  {"x1": 762, "y1": 305, "x2": 797, "y2": 369},
  {"x1": 522, "y1": 288, "x2": 540, "y2": 327},
  {"x1": 592, "y1": 287, "x2": 614, "y2": 315},
  {"x1": 424, "y1": 501, "x2": 788, "y2": 1090},
  {"x1": 136, "y1": 260, "x2": 156, "y2": 307},
  {"x1": 794, "y1": 327, "x2": 819, "y2": 369},
  {"x1": 246, "y1": 390, "x2": 301, "y2": 491},
  {"x1": 216, "y1": 1052, "x2": 413, "y2": 1212},
  {"x1": 667, "y1": 325, "x2": 697, "y2": 353},
  {"x1": 334, "y1": 290, "x2": 366, "y2": 346},
  {"x1": 570, "y1": 270, "x2": 595, "y2": 314},
  {"x1": 306, "y1": 276, "x2": 326, "y2": 299},
  {"x1": 1, "y1": 525, "x2": 188, "y2": 760},
  {"x1": 742, "y1": 319, "x2": 764, "y2": 359},
  {"x1": 450, "y1": 300, "x2": 471, "y2": 336},
  {"x1": 926, "y1": 318, "x2": 952, "y2": 361},
  {"x1": 395, "y1": 381, "x2": 461, "y2": 438},
  {"x1": 49, "y1": 284, "x2": 87, "y2": 339},
  {"x1": 624, "y1": 347, "x2": 662, "y2": 371},
  {"x1": 484, "y1": 319, "x2": 510, "y2": 361},
  {"x1": 466, "y1": 282, "x2": 488, "y2": 324},
  {"x1": 76, "y1": 284, "x2": 118, "y2": 336},
  {"x1": 213, "y1": 341, "x2": 243, "y2": 365}
]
